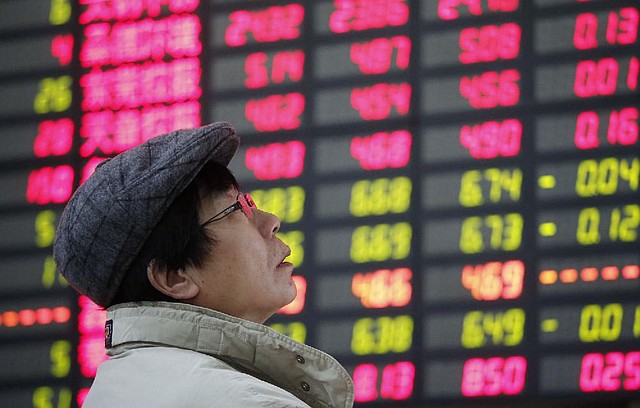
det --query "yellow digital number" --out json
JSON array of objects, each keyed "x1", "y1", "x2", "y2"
[
  {"x1": 578, "y1": 205, "x2": 639, "y2": 245},
  {"x1": 461, "y1": 308, "x2": 525, "y2": 348},
  {"x1": 350, "y1": 177, "x2": 411, "y2": 217},
  {"x1": 350, "y1": 222, "x2": 412, "y2": 263},
  {"x1": 35, "y1": 210, "x2": 57, "y2": 248},
  {"x1": 42, "y1": 255, "x2": 68, "y2": 289},
  {"x1": 251, "y1": 186, "x2": 305, "y2": 223},
  {"x1": 49, "y1": 0, "x2": 71, "y2": 25},
  {"x1": 459, "y1": 168, "x2": 522, "y2": 207},
  {"x1": 459, "y1": 170, "x2": 483, "y2": 207},
  {"x1": 609, "y1": 204, "x2": 639, "y2": 242},
  {"x1": 579, "y1": 303, "x2": 624, "y2": 342},
  {"x1": 276, "y1": 231, "x2": 304, "y2": 267},
  {"x1": 634, "y1": 306, "x2": 640, "y2": 338},
  {"x1": 34, "y1": 76, "x2": 72, "y2": 114},
  {"x1": 33, "y1": 387, "x2": 54, "y2": 408},
  {"x1": 351, "y1": 315, "x2": 413, "y2": 355},
  {"x1": 460, "y1": 213, "x2": 522, "y2": 254},
  {"x1": 460, "y1": 216, "x2": 484, "y2": 253},
  {"x1": 270, "y1": 322, "x2": 307, "y2": 344},
  {"x1": 50, "y1": 340, "x2": 71, "y2": 378},
  {"x1": 576, "y1": 158, "x2": 639, "y2": 197},
  {"x1": 577, "y1": 207, "x2": 601, "y2": 245}
]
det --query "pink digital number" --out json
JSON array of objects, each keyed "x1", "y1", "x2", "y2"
[
  {"x1": 459, "y1": 118, "x2": 522, "y2": 159},
  {"x1": 330, "y1": 0, "x2": 409, "y2": 33},
  {"x1": 350, "y1": 83, "x2": 411, "y2": 120},
  {"x1": 245, "y1": 93, "x2": 305, "y2": 132},
  {"x1": 245, "y1": 50, "x2": 304, "y2": 89},
  {"x1": 26, "y1": 166, "x2": 75, "y2": 205},
  {"x1": 350, "y1": 36, "x2": 411, "y2": 75},
  {"x1": 33, "y1": 119, "x2": 74, "y2": 158},
  {"x1": 353, "y1": 364, "x2": 379, "y2": 402},
  {"x1": 580, "y1": 351, "x2": 640, "y2": 392},
  {"x1": 459, "y1": 69, "x2": 520, "y2": 109},
  {"x1": 574, "y1": 58, "x2": 620, "y2": 98},
  {"x1": 245, "y1": 141, "x2": 305, "y2": 180},
  {"x1": 574, "y1": 107, "x2": 639, "y2": 149},
  {"x1": 380, "y1": 362, "x2": 415, "y2": 400},
  {"x1": 459, "y1": 22, "x2": 521, "y2": 64},
  {"x1": 353, "y1": 362, "x2": 415, "y2": 402},
  {"x1": 437, "y1": 0, "x2": 518, "y2": 21},
  {"x1": 225, "y1": 5, "x2": 304, "y2": 47},
  {"x1": 350, "y1": 130, "x2": 412, "y2": 170},
  {"x1": 461, "y1": 356, "x2": 526, "y2": 397}
]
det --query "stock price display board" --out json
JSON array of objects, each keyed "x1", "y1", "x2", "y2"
[{"x1": 0, "y1": 0, "x2": 638, "y2": 407}]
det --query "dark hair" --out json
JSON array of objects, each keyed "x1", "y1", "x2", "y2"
[{"x1": 108, "y1": 161, "x2": 239, "y2": 307}]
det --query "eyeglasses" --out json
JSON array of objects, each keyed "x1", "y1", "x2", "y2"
[{"x1": 201, "y1": 192, "x2": 256, "y2": 227}]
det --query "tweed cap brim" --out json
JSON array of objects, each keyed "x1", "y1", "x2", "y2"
[{"x1": 53, "y1": 122, "x2": 239, "y2": 307}]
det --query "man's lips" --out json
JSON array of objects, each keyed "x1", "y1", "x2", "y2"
[{"x1": 277, "y1": 246, "x2": 292, "y2": 267}]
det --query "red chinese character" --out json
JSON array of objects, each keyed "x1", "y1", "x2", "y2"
[
  {"x1": 111, "y1": 20, "x2": 144, "y2": 64},
  {"x1": 111, "y1": 0, "x2": 144, "y2": 21},
  {"x1": 172, "y1": 101, "x2": 201, "y2": 129},
  {"x1": 141, "y1": 61, "x2": 171, "y2": 104},
  {"x1": 79, "y1": 0, "x2": 113, "y2": 24},
  {"x1": 167, "y1": 14, "x2": 202, "y2": 58},
  {"x1": 111, "y1": 64, "x2": 141, "y2": 109},
  {"x1": 81, "y1": 69, "x2": 112, "y2": 111},
  {"x1": 141, "y1": 104, "x2": 171, "y2": 141},
  {"x1": 171, "y1": 58, "x2": 202, "y2": 101},
  {"x1": 113, "y1": 109, "x2": 142, "y2": 152},
  {"x1": 80, "y1": 111, "x2": 115, "y2": 157},
  {"x1": 80, "y1": 23, "x2": 111, "y2": 67}
]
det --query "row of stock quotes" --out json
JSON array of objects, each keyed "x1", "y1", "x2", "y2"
[{"x1": 0, "y1": 0, "x2": 638, "y2": 406}]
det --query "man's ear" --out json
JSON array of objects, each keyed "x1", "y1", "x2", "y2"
[{"x1": 146, "y1": 260, "x2": 200, "y2": 300}]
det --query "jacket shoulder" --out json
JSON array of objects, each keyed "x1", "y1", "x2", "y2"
[{"x1": 84, "y1": 346, "x2": 311, "y2": 408}]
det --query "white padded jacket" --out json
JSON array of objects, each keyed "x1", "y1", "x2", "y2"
[{"x1": 82, "y1": 302, "x2": 354, "y2": 408}]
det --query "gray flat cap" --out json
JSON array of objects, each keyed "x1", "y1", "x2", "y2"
[{"x1": 53, "y1": 122, "x2": 239, "y2": 307}]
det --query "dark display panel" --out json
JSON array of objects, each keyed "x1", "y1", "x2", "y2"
[{"x1": 0, "y1": 0, "x2": 638, "y2": 407}]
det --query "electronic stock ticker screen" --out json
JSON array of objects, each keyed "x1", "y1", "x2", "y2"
[{"x1": 0, "y1": 0, "x2": 638, "y2": 407}]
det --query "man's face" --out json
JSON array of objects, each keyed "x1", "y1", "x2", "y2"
[{"x1": 186, "y1": 188, "x2": 297, "y2": 324}]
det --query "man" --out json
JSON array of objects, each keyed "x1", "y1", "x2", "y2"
[{"x1": 54, "y1": 122, "x2": 354, "y2": 407}]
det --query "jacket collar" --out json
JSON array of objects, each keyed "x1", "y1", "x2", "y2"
[{"x1": 106, "y1": 301, "x2": 354, "y2": 408}]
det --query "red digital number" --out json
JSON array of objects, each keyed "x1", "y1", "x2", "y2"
[
  {"x1": 26, "y1": 165, "x2": 75, "y2": 205},
  {"x1": 245, "y1": 93, "x2": 305, "y2": 132},
  {"x1": 574, "y1": 107, "x2": 639, "y2": 149},
  {"x1": 350, "y1": 36, "x2": 411, "y2": 75},
  {"x1": 353, "y1": 362, "x2": 415, "y2": 402},
  {"x1": 245, "y1": 141, "x2": 305, "y2": 180},
  {"x1": 459, "y1": 22, "x2": 521, "y2": 64},
  {"x1": 574, "y1": 8, "x2": 639, "y2": 50},
  {"x1": 574, "y1": 58, "x2": 619, "y2": 97},
  {"x1": 459, "y1": 118, "x2": 522, "y2": 159},
  {"x1": 574, "y1": 56, "x2": 639, "y2": 97},
  {"x1": 438, "y1": 0, "x2": 518, "y2": 21},
  {"x1": 580, "y1": 351, "x2": 640, "y2": 392},
  {"x1": 461, "y1": 356, "x2": 527, "y2": 397},
  {"x1": 33, "y1": 119, "x2": 74, "y2": 158},
  {"x1": 330, "y1": 0, "x2": 409, "y2": 33},
  {"x1": 350, "y1": 130, "x2": 412, "y2": 170},
  {"x1": 51, "y1": 34, "x2": 74, "y2": 66},
  {"x1": 350, "y1": 83, "x2": 411, "y2": 120},
  {"x1": 245, "y1": 50, "x2": 304, "y2": 89},
  {"x1": 225, "y1": 4, "x2": 304, "y2": 47},
  {"x1": 459, "y1": 69, "x2": 520, "y2": 109}
]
